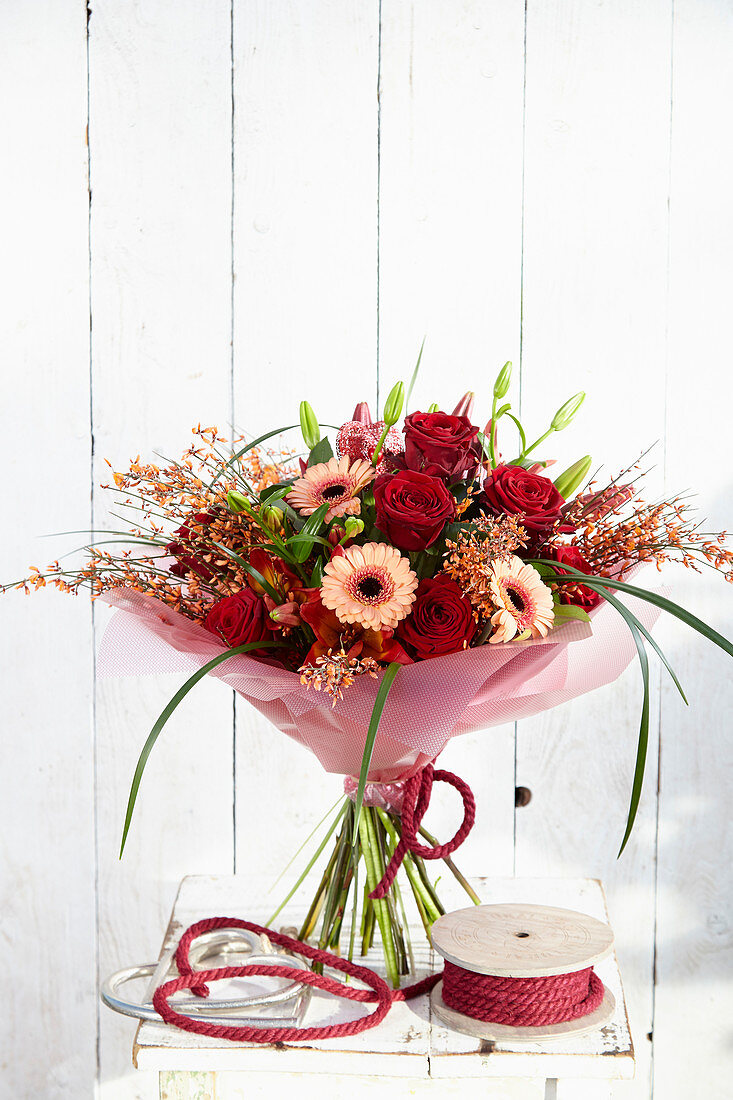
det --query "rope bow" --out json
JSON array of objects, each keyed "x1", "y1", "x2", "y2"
[{"x1": 369, "y1": 763, "x2": 476, "y2": 900}]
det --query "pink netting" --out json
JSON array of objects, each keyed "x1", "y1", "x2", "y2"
[{"x1": 97, "y1": 583, "x2": 661, "y2": 781}]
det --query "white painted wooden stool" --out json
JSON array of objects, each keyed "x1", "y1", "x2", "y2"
[{"x1": 133, "y1": 875, "x2": 634, "y2": 1099}]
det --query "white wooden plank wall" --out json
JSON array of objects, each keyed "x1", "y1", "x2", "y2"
[{"x1": 0, "y1": 2, "x2": 731, "y2": 1097}]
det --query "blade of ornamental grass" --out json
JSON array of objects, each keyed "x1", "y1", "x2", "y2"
[
  {"x1": 119, "y1": 639, "x2": 286, "y2": 857},
  {"x1": 351, "y1": 662, "x2": 402, "y2": 849},
  {"x1": 267, "y1": 800, "x2": 348, "y2": 925}
]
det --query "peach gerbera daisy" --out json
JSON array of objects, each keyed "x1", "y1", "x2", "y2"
[
  {"x1": 488, "y1": 555, "x2": 554, "y2": 644},
  {"x1": 287, "y1": 455, "x2": 375, "y2": 523},
  {"x1": 321, "y1": 542, "x2": 418, "y2": 630}
]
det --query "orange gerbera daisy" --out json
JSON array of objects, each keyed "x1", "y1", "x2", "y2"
[
  {"x1": 321, "y1": 542, "x2": 418, "y2": 631},
  {"x1": 488, "y1": 555, "x2": 554, "y2": 643},
  {"x1": 287, "y1": 455, "x2": 375, "y2": 523}
]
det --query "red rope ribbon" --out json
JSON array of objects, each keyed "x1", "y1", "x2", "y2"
[
  {"x1": 368, "y1": 763, "x2": 476, "y2": 900},
  {"x1": 152, "y1": 916, "x2": 439, "y2": 1042}
]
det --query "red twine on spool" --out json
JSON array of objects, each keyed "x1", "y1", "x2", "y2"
[{"x1": 441, "y1": 963, "x2": 605, "y2": 1027}]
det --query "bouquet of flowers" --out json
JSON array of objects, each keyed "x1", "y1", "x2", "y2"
[{"x1": 9, "y1": 359, "x2": 733, "y2": 988}]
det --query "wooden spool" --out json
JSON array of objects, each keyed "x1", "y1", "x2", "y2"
[{"x1": 430, "y1": 903, "x2": 616, "y2": 1042}]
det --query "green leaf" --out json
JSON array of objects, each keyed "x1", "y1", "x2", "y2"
[
  {"x1": 289, "y1": 502, "x2": 330, "y2": 562},
  {"x1": 352, "y1": 662, "x2": 402, "y2": 847},
  {"x1": 405, "y1": 337, "x2": 426, "y2": 410},
  {"x1": 618, "y1": 618, "x2": 650, "y2": 856},
  {"x1": 535, "y1": 561, "x2": 733, "y2": 661},
  {"x1": 119, "y1": 640, "x2": 286, "y2": 857},
  {"x1": 210, "y1": 541, "x2": 284, "y2": 603},
  {"x1": 259, "y1": 481, "x2": 295, "y2": 503},
  {"x1": 307, "y1": 437, "x2": 334, "y2": 466},
  {"x1": 552, "y1": 602, "x2": 592, "y2": 623}
]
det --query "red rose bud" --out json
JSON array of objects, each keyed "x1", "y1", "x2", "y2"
[
  {"x1": 397, "y1": 575, "x2": 476, "y2": 658},
  {"x1": 452, "y1": 392, "x2": 475, "y2": 419},
  {"x1": 546, "y1": 546, "x2": 602, "y2": 610},
  {"x1": 204, "y1": 588, "x2": 270, "y2": 648},
  {"x1": 373, "y1": 469, "x2": 456, "y2": 551},
  {"x1": 482, "y1": 464, "x2": 565, "y2": 538},
  {"x1": 403, "y1": 410, "x2": 480, "y2": 481}
]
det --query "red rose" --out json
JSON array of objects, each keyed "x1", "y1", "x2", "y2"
[
  {"x1": 374, "y1": 470, "x2": 456, "y2": 551},
  {"x1": 482, "y1": 464, "x2": 565, "y2": 538},
  {"x1": 547, "y1": 545, "x2": 602, "y2": 610},
  {"x1": 204, "y1": 588, "x2": 270, "y2": 648},
  {"x1": 397, "y1": 576, "x2": 476, "y2": 658},
  {"x1": 403, "y1": 411, "x2": 479, "y2": 482}
]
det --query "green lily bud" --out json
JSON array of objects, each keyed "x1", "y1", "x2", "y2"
[
  {"x1": 261, "y1": 504, "x2": 284, "y2": 533},
  {"x1": 299, "y1": 400, "x2": 321, "y2": 450},
  {"x1": 383, "y1": 381, "x2": 405, "y2": 426},
  {"x1": 344, "y1": 516, "x2": 364, "y2": 538},
  {"x1": 227, "y1": 489, "x2": 249, "y2": 514},
  {"x1": 493, "y1": 361, "x2": 512, "y2": 400},
  {"x1": 551, "y1": 391, "x2": 585, "y2": 432},
  {"x1": 554, "y1": 455, "x2": 592, "y2": 499},
  {"x1": 427, "y1": 402, "x2": 439, "y2": 413}
]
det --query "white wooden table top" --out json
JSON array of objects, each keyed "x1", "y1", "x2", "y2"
[{"x1": 133, "y1": 875, "x2": 634, "y2": 1081}]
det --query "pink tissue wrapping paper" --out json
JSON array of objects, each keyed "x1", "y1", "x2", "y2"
[{"x1": 97, "y1": 579, "x2": 662, "y2": 782}]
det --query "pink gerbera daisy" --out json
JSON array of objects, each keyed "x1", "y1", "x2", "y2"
[
  {"x1": 287, "y1": 455, "x2": 375, "y2": 523},
  {"x1": 488, "y1": 555, "x2": 554, "y2": 643},
  {"x1": 321, "y1": 542, "x2": 418, "y2": 630}
]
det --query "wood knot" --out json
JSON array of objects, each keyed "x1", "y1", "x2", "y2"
[{"x1": 514, "y1": 786, "x2": 532, "y2": 808}]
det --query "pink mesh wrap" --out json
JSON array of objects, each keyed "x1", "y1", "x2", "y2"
[{"x1": 97, "y1": 583, "x2": 661, "y2": 781}]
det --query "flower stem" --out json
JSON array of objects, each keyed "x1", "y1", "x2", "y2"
[
  {"x1": 418, "y1": 824, "x2": 482, "y2": 905},
  {"x1": 359, "y1": 809, "x2": 400, "y2": 988}
]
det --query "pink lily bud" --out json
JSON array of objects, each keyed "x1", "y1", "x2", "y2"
[
  {"x1": 328, "y1": 525, "x2": 347, "y2": 546},
  {"x1": 452, "y1": 391, "x2": 475, "y2": 419},
  {"x1": 351, "y1": 401, "x2": 373, "y2": 426},
  {"x1": 268, "y1": 600, "x2": 302, "y2": 628}
]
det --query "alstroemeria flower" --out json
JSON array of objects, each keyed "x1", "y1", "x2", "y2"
[{"x1": 299, "y1": 590, "x2": 412, "y2": 667}]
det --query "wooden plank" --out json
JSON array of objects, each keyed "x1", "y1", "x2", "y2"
[
  {"x1": 0, "y1": 4, "x2": 95, "y2": 1095},
  {"x1": 134, "y1": 875, "x2": 633, "y2": 1085},
  {"x1": 88, "y1": 3, "x2": 235, "y2": 1094},
  {"x1": 230, "y1": 0, "x2": 379, "y2": 888},
  {"x1": 513, "y1": 5, "x2": 673, "y2": 1100},
  {"x1": 654, "y1": 2, "x2": 733, "y2": 1097},
  {"x1": 378, "y1": 0, "x2": 527, "y2": 879}
]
